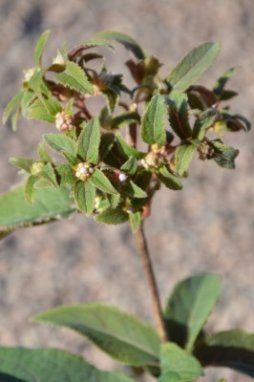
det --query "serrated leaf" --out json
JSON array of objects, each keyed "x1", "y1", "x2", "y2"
[
  {"x1": 35, "y1": 303, "x2": 160, "y2": 366},
  {"x1": 96, "y1": 207, "x2": 129, "y2": 225},
  {"x1": 168, "y1": 92, "x2": 192, "y2": 139},
  {"x1": 159, "y1": 343, "x2": 203, "y2": 382},
  {"x1": 26, "y1": 97, "x2": 61, "y2": 123},
  {"x1": 129, "y1": 211, "x2": 142, "y2": 233},
  {"x1": 167, "y1": 42, "x2": 220, "y2": 92},
  {"x1": 37, "y1": 141, "x2": 52, "y2": 162},
  {"x1": 90, "y1": 31, "x2": 145, "y2": 59},
  {"x1": 73, "y1": 180, "x2": 95, "y2": 215},
  {"x1": 57, "y1": 61, "x2": 94, "y2": 95},
  {"x1": 34, "y1": 30, "x2": 51, "y2": 66},
  {"x1": 2, "y1": 91, "x2": 24, "y2": 125},
  {"x1": 45, "y1": 133, "x2": 76, "y2": 157},
  {"x1": 0, "y1": 184, "x2": 75, "y2": 239},
  {"x1": 175, "y1": 143, "x2": 197, "y2": 176},
  {"x1": 158, "y1": 166, "x2": 182, "y2": 190},
  {"x1": 77, "y1": 118, "x2": 100, "y2": 164},
  {"x1": 142, "y1": 95, "x2": 167, "y2": 146},
  {"x1": 90, "y1": 169, "x2": 117, "y2": 195},
  {"x1": 165, "y1": 273, "x2": 221, "y2": 351},
  {"x1": 194, "y1": 330, "x2": 254, "y2": 378},
  {"x1": 209, "y1": 140, "x2": 239, "y2": 169},
  {"x1": 0, "y1": 347, "x2": 134, "y2": 382}
]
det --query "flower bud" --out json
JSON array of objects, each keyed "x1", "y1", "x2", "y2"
[
  {"x1": 118, "y1": 172, "x2": 128, "y2": 182},
  {"x1": 31, "y1": 161, "x2": 44, "y2": 176},
  {"x1": 75, "y1": 162, "x2": 93, "y2": 181},
  {"x1": 55, "y1": 111, "x2": 74, "y2": 132}
]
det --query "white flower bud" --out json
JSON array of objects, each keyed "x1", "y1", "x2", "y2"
[
  {"x1": 119, "y1": 172, "x2": 128, "y2": 182},
  {"x1": 55, "y1": 111, "x2": 74, "y2": 132},
  {"x1": 75, "y1": 163, "x2": 92, "y2": 181}
]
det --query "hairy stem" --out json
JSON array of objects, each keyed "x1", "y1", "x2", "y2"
[{"x1": 134, "y1": 221, "x2": 168, "y2": 342}]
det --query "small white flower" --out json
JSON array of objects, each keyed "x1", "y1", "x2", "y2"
[
  {"x1": 75, "y1": 163, "x2": 92, "y2": 181},
  {"x1": 119, "y1": 172, "x2": 128, "y2": 182},
  {"x1": 55, "y1": 111, "x2": 74, "y2": 132}
]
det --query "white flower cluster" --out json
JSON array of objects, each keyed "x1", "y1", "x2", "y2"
[
  {"x1": 75, "y1": 162, "x2": 94, "y2": 181},
  {"x1": 55, "y1": 111, "x2": 74, "y2": 132}
]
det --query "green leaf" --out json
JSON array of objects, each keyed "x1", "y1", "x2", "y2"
[
  {"x1": 90, "y1": 169, "x2": 118, "y2": 195},
  {"x1": 116, "y1": 133, "x2": 144, "y2": 159},
  {"x1": 0, "y1": 184, "x2": 75, "y2": 239},
  {"x1": 165, "y1": 273, "x2": 221, "y2": 351},
  {"x1": 213, "y1": 67, "x2": 236, "y2": 98},
  {"x1": 77, "y1": 118, "x2": 101, "y2": 164},
  {"x1": 57, "y1": 61, "x2": 94, "y2": 95},
  {"x1": 89, "y1": 31, "x2": 145, "y2": 59},
  {"x1": 192, "y1": 108, "x2": 218, "y2": 140},
  {"x1": 2, "y1": 91, "x2": 23, "y2": 125},
  {"x1": 56, "y1": 164, "x2": 76, "y2": 185},
  {"x1": 35, "y1": 303, "x2": 160, "y2": 366},
  {"x1": 209, "y1": 140, "x2": 239, "y2": 169},
  {"x1": 9, "y1": 157, "x2": 34, "y2": 173},
  {"x1": 142, "y1": 95, "x2": 167, "y2": 145},
  {"x1": 34, "y1": 30, "x2": 50, "y2": 66},
  {"x1": 194, "y1": 330, "x2": 254, "y2": 378},
  {"x1": 167, "y1": 42, "x2": 220, "y2": 92},
  {"x1": 121, "y1": 157, "x2": 138, "y2": 175},
  {"x1": 129, "y1": 211, "x2": 142, "y2": 233},
  {"x1": 37, "y1": 141, "x2": 52, "y2": 162},
  {"x1": 124, "y1": 180, "x2": 148, "y2": 199},
  {"x1": 0, "y1": 347, "x2": 133, "y2": 382},
  {"x1": 175, "y1": 143, "x2": 197, "y2": 176},
  {"x1": 96, "y1": 207, "x2": 129, "y2": 225},
  {"x1": 158, "y1": 166, "x2": 182, "y2": 190},
  {"x1": 0, "y1": 372, "x2": 25, "y2": 382},
  {"x1": 24, "y1": 175, "x2": 38, "y2": 203},
  {"x1": 159, "y1": 343, "x2": 203, "y2": 382},
  {"x1": 73, "y1": 180, "x2": 96, "y2": 215},
  {"x1": 168, "y1": 92, "x2": 192, "y2": 139},
  {"x1": 45, "y1": 133, "x2": 76, "y2": 157},
  {"x1": 41, "y1": 162, "x2": 58, "y2": 187},
  {"x1": 111, "y1": 111, "x2": 140, "y2": 128},
  {"x1": 26, "y1": 97, "x2": 61, "y2": 123}
]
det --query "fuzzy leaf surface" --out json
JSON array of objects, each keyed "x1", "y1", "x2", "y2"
[
  {"x1": 35, "y1": 304, "x2": 160, "y2": 366},
  {"x1": 57, "y1": 61, "x2": 94, "y2": 94},
  {"x1": 77, "y1": 118, "x2": 101, "y2": 164},
  {"x1": 34, "y1": 30, "x2": 50, "y2": 66},
  {"x1": 167, "y1": 42, "x2": 220, "y2": 92},
  {"x1": 159, "y1": 343, "x2": 203, "y2": 382},
  {"x1": 0, "y1": 347, "x2": 133, "y2": 382},
  {"x1": 142, "y1": 95, "x2": 167, "y2": 145},
  {"x1": 165, "y1": 273, "x2": 220, "y2": 351},
  {"x1": 0, "y1": 184, "x2": 75, "y2": 239}
]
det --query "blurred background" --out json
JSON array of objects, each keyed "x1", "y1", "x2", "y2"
[{"x1": 0, "y1": 1, "x2": 253, "y2": 381}]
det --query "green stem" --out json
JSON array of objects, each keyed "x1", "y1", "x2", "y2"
[{"x1": 134, "y1": 221, "x2": 168, "y2": 342}]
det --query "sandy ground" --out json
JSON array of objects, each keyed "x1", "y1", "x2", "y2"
[{"x1": 0, "y1": 1, "x2": 254, "y2": 381}]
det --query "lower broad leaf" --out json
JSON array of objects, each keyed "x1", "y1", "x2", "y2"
[
  {"x1": 0, "y1": 183, "x2": 76, "y2": 239},
  {"x1": 158, "y1": 166, "x2": 182, "y2": 190},
  {"x1": 194, "y1": 330, "x2": 254, "y2": 378},
  {"x1": 159, "y1": 343, "x2": 203, "y2": 382},
  {"x1": 0, "y1": 347, "x2": 134, "y2": 382},
  {"x1": 34, "y1": 303, "x2": 160, "y2": 367}
]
